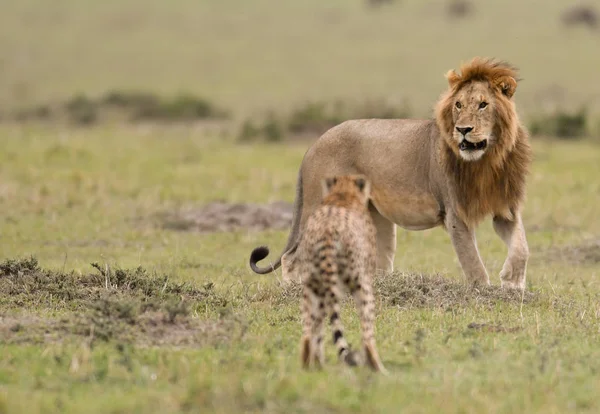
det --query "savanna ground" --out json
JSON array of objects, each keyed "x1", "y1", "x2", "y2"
[{"x1": 1, "y1": 0, "x2": 600, "y2": 413}]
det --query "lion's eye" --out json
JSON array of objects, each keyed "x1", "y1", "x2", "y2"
[
  {"x1": 479, "y1": 102, "x2": 488, "y2": 109},
  {"x1": 455, "y1": 102, "x2": 462, "y2": 109}
]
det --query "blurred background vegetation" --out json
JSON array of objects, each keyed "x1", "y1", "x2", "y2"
[{"x1": 1, "y1": 0, "x2": 599, "y2": 138}]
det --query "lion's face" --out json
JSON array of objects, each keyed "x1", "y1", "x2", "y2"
[
  {"x1": 435, "y1": 58, "x2": 520, "y2": 164},
  {"x1": 451, "y1": 81, "x2": 495, "y2": 161}
]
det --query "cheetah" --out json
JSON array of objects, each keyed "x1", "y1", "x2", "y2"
[{"x1": 298, "y1": 174, "x2": 386, "y2": 373}]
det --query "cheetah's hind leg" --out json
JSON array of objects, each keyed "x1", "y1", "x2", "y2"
[{"x1": 353, "y1": 281, "x2": 388, "y2": 374}]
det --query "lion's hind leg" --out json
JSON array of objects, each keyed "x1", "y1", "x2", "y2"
[{"x1": 282, "y1": 249, "x2": 301, "y2": 283}]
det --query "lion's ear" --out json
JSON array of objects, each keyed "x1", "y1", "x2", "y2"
[
  {"x1": 445, "y1": 70, "x2": 461, "y2": 88},
  {"x1": 496, "y1": 76, "x2": 517, "y2": 98}
]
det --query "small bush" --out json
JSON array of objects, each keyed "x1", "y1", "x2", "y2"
[
  {"x1": 238, "y1": 114, "x2": 284, "y2": 142},
  {"x1": 263, "y1": 113, "x2": 285, "y2": 142},
  {"x1": 239, "y1": 99, "x2": 411, "y2": 142},
  {"x1": 0, "y1": 256, "x2": 39, "y2": 276},
  {"x1": 237, "y1": 120, "x2": 262, "y2": 142},
  {"x1": 6, "y1": 91, "x2": 228, "y2": 126},
  {"x1": 447, "y1": 0, "x2": 473, "y2": 18},
  {"x1": 366, "y1": 0, "x2": 395, "y2": 7},
  {"x1": 13, "y1": 105, "x2": 53, "y2": 122},
  {"x1": 529, "y1": 109, "x2": 588, "y2": 139},
  {"x1": 287, "y1": 101, "x2": 344, "y2": 135},
  {"x1": 64, "y1": 94, "x2": 98, "y2": 125},
  {"x1": 101, "y1": 90, "x2": 159, "y2": 108},
  {"x1": 131, "y1": 94, "x2": 227, "y2": 121},
  {"x1": 562, "y1": 5, "x2": 598, "y2": 29}
]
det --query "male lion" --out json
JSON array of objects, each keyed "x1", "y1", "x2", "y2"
[{"x1": 250, "y1": 57, "x2": 532, "y2": 289}]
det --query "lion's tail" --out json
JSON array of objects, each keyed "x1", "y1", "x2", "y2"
[{"x1": 249, "y1": 169, "x2": 304, "y2": 275}]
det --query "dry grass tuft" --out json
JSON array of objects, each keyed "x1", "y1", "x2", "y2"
[
  {"x1": 0, "y1": 257, "x2": 241, "y2": 347},
  {"x1": 374, "y1": 272, "x2": 538, "y2": 310},
  {"x1": 246, "y1": 271, "x2": 542, "y2": 311}
]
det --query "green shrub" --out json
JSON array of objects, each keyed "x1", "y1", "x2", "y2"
[
  {"x1": 129, "y1": 93, "x2": 226, "y2": 121},
  {"x1": 263, "y1": 113, "x2": 284, "y2": 142},
  {"x1": 287, "y1": 101, "x2": 344, "y2": 134},
  {"x1": 101, "y1": 90, "x2": 159, "y2": 108},
  {"x1": 64, "y1": 94, "x2": 98, "y2": 125},
  {"x1": 7, "y1": 91, "x2": 228, "y2": 126},
  {"x1": 238, "y1": 98, "x2": 411, "y2": 142},
  {"x1": 238, "y1": 120, "x2": 262, "y2": 142},
  {"x1": 529, "y1": 109, "x2": 588, "y2": 139}
]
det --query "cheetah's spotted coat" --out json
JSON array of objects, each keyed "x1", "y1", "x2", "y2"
[{"x1": 298, "y1": 175, "x2": 386, "y2": 373}]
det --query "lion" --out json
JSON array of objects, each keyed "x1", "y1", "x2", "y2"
[{"x1": 250, "y1": 57, "x2": 532, "y2": 289}]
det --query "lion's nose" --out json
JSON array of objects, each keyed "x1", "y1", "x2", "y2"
[{"x1": 456, "y1": 126, "x2": 473, "y2": 136}]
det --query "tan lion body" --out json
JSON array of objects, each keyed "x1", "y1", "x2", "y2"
[{"x1": 250, "y1": 58, "x2": 532, "y2": 289}]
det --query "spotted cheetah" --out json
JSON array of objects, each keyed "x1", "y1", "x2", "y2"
[{"x1": 298, "y1": 175, "x2": 386, "y2": 373}]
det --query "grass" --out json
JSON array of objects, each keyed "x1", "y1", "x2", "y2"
[
  {"x1": 1, "y1": 122, "x2": 599, "y2": 413},
  {"x1": 1, "y1": 0, "x2": 600, "y2": 412}
]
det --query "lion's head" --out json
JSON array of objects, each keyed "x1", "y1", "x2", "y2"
[{"x1": 435, "y1": 58, "x2": 520, "y2": 164}]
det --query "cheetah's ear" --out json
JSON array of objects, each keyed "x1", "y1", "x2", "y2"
[
  {"x1": 354, "y1": 177, "x2": 366, "y2": 192},
  {"x1": 354, "y1": 176, "x2": 370, "y2": 196},
  {"x1": 322, "y1": 176, "x2": 337, "y2": 196},
  {"x1": 325, "y1": 177, "x2": 337, "y2": 189}
]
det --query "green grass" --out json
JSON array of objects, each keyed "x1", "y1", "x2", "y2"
[
  {"x1": 1, "y1": 123, "x2": 599, "y2": 413},
  {"x1": 1, "y1": 0, "x2": 600, "y2": 412}
]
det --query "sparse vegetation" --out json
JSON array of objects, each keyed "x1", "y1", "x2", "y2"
[
  {"x1": 447, "y1": 0, "x2": 474, "y2": 18},
  {"x1": 529, "y1": 109, "x2": 589, "y2": 138},
  {"x1": 366, "y1": 0, "x2": 396, "y2": 8},
  {"x1": 0, "y1": 257, "x2": 235, "y2": 347},
  {"x1": 6, "y1": 91, "x2": 229, "y2": 125},
  {"x1": 562, "y1": 5, "x2": 598, "y2": 29},
  {"x1": 239, "y1": 99, "x2": 411, "y2": 141}
]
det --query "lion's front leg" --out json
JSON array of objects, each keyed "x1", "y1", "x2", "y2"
[
  {"x1": 369, "y1": 203, "x2": 396, "y2": 275},
  {"x1": 493, "y1": 213, "x2": 529, "y2": 290},
  {"x1": 446, "y1": 212, "x2": 490, "y2": 286}
]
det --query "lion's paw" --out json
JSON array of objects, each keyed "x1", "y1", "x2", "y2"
[{"x1": 499, "y1": 262, "x2": 526, "y2": 290}]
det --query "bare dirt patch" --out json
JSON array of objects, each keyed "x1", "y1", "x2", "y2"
[
  {"x1": 541, "y1": 239, "x2": 600, "y2": 265},
  {"x1": 158, "y1": 201, "x2": 293, "y2": 233}
]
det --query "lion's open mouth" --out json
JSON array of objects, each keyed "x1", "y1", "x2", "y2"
[{"x1": 459, "y1": 139, "x2": 487, "y2": 152}]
